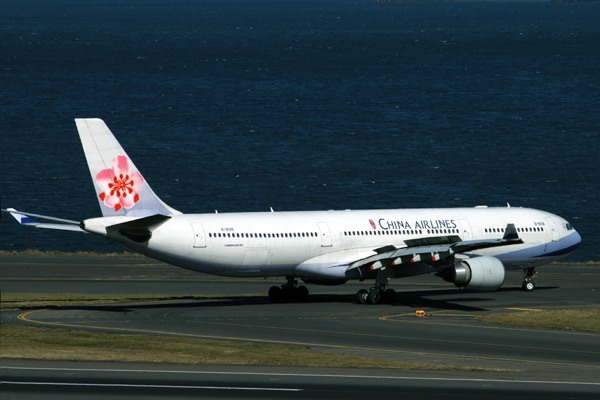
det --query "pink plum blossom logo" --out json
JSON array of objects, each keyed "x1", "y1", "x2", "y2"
[{"x1": 96, "y1": 156, "x2": 144, "y2": 211}]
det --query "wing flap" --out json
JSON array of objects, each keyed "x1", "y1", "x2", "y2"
[{"x1": 348, "y1": 224, "x2": 522, "y2": 270}]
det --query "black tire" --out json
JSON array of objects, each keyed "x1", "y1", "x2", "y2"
[
  {"x1": 281, "y1": 286, "x2": 296, "y2": 302},
  {"x1": 356, "y1": 289, "x2": 368, "y2": 304},
  {"x1": 268, "y1": 286, "x2": 281, "y2": 302},
  {"x1": 383, "y1": 289, "x2": 397, "y2": 304},
  {"x1": 296, "y1": 286, "x2": 309, "y2": 302},
  {"x1": 522, "y1": 281, "x2": 535, "y2": 292},
  {"x1": 368, "y1": 289, "x2": 382, "y2": 304}
]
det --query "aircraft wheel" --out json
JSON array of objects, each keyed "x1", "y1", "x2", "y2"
[
  {"x1": 383, "y1": 289, "x2": 397, "y2": 304},
  {"x1": 268, "y1": 286, "x2": 281, "y2": 302},
  {"x1": 281, "y1": 286, "x2": 296, "y2": 302},
  {"x1": 368, "y1": 288, "x2": 382, "y2": 305},
  {"x1": 296, "y1": 286, "x2": 309, "y2": 302},
  {"x1": 356, "y1": 289, "x2": 368, "y2": 304},
  {"x1": 522, "y1": 281, "x2": 535, "y2": 292}
]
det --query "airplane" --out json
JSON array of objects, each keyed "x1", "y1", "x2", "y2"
[{"x1": 3, "y1": 119, "x2": 582, "y2": 304}]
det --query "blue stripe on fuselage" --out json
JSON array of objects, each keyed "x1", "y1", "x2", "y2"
[{"x1": 496, "y1": 231, "x2": 581, "y2": 261}]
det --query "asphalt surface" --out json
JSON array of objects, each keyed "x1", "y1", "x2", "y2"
[
  {"x1": 2, "y1": 255, "x2": 600, "y2": 398},
  {"x1": 4, "y1": 362, "x2": 600, "y2": 400}
]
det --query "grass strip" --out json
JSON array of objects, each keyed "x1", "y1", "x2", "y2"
[
  {"x1": 0, "y1": 293, "x2": 237, "y2": 311},
  {"x1": 475, "y1": 309, "x2": 600, "y2": 333},
  {"x1": 0, "y1": 249, "x2": 144, "y2": 257},
  {"x1": 0, "y1": 325, "x2": 512, "y2": 371}
]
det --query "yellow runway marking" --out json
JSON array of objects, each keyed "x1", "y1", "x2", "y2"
[
  {"x1": 506, "y1": 308, "x2": 543, "y2": 312},
  {"x1": 15, "y1": 309, "x2": 600, "y2": 370}
]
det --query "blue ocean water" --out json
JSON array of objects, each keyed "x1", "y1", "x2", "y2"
[{"x1": 1, "y1": 0, "x2": 598, "y2": 261}]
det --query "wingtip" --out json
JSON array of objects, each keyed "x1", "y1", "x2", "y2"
[{"x1": 503, "y1": 223, "x2": 520, "y2": 240}]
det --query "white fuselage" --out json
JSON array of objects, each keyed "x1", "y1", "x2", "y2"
[{"x1": 85, "y1": 206, "x2": 581, "y2": 282}]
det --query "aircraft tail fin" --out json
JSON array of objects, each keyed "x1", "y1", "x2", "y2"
[{"x1": 75, "y1": 119, "x2": 180, "y2": 217}]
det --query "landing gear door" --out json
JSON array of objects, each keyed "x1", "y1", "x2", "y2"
[
  {"x1": 191, "y1": 222, "x2": 207, "y2": 248},
  {"x1": 545, "y1": 217, "x2": 560, "y2": 242},
  {"x1": 317, "y1": 221, "x2": 332, "y2": 247}
]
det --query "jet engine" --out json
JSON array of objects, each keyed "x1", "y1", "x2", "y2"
[{"x1": 435, "y1": 256, "x2": 505, "y2": 292}]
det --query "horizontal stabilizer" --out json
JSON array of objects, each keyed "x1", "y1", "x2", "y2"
[
  {"x1": 105, "y1": 214, "x2": 171, "y2": 243},
  {"x1": 2, "y1": 208, "x2": 85, "y2": 232}
]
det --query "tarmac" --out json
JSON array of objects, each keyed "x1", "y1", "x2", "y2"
[{"x1": 2, "y1": 255, "x2": 600, "y2": 398}]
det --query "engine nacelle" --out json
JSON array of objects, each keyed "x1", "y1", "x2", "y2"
[{"x1": 437, "y1": 256, "x2": 505, "y2": 292}]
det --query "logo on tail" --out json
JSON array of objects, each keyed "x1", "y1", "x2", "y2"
[{"x1": 96, "y1": 156, "x2": 144, "y2": 211}]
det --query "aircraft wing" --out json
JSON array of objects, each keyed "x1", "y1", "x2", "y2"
[
  {"x1": 2, "y1": 208, "x2": 85, "y2": 232},
  {"x1": 348, "y1": 224, "x2": 522, "y2": 271}
]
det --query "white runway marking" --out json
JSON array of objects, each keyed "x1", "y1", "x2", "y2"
[
  {"x1": 4, "y1": 367, "x2": 600, "y2": 386},
  {"x1": 1, "y1": 380, "x2": 303, "y2": 391}
]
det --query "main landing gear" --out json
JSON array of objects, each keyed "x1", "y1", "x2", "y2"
[
  {"x1": 268, "y1": 277, "x2": 309, "y2": 303},
  {"x1": 356, "y1": 266, "x2": 397, "y2": 305},
  {"x1": 522, "y1": 267, "x2": 538, "y2": 292},
  {"x1": 356, "y1": 284, "x2": 397, "y2": 305}
]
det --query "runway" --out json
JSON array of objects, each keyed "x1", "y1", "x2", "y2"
[
  {"x1": 2, "y1": 255, "x2": 600, "y2": 397},
  {"x1": 4, "y1": 362, "x2": 600, "y2": 400}
]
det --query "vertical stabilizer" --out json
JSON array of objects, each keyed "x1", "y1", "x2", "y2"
[{"x1": 75, "y1": 118, "x2": 180, "y2": 217}]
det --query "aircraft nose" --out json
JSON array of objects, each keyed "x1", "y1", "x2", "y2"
[{"x1": 573, "y1": 230, "x2": 582, "y2": 247}]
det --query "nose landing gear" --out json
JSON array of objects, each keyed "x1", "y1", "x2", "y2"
[
  {"x1": 522, "y1": 267, "x2": 538, "y2": 291},
  {"x1": 268, "y1": 277, "x2": 309, "y2": 303}
]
